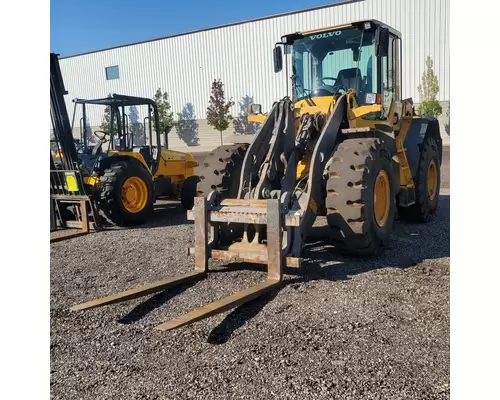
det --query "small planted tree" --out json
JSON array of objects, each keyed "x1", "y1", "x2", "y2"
[
  {"x1": 206, "y1": 79, "x2": 234, "y2": 146},
  {"x1": 100, "y1": 102, "x2": 111, "y2": 132},
  {"x1": 100, "y1": 93, "x2": 118, "y2": 136},
  {"x1": 129, "y1": 105, "x2": 145, "y2": 145},
  {"x1": 417, "y1": 56, "x2": 442, "y2": 118},
  {"x1": 444, "y1": 105, "x2": 450, "y2": 135},
  {"x1": 50, "y1": 131, "x2": 55, "y2": 152},
  {"x1": 153, "y1": 88, "x2": 176, "y2": 139},
  {"x1": 79, "y1": 117, "x2": 91, "y2": 145}
]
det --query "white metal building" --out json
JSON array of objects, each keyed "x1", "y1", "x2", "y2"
[{"x1": 59, "y1": 0, "x2": 450, "y2": 151}]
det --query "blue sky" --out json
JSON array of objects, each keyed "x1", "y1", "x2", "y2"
[{"x1": 50, "y1": 0, "x2": 340, "y2": 56}]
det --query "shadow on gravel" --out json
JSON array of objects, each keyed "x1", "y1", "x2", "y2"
[
  {"x1": 207, "y1": 289, "x2": 280, "y2": 345},
  {"x1": 114, "y1": 195, "x2": 449, "y2": 340},
  {"x1": 123, "y1": 202, "x2": 190, "y2": 230},
  {"x1": 203, "y1": 194, "x2": 450, "y2": 342},
  {"x1": 117, "y1": 279, "x2": 199, "y2": 324},
  {"x1": 206, "y1": 275, "x2": 303, "y2": 345},
  {"x1": 301, "y1": 194, "x2": 450, "y2": 281}
]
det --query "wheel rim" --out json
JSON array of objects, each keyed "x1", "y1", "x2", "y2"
[
  {"x1": 121, "y1": 177, "x2": 148, "y2": 213},
  {"x1": 374, "y1": 170, "x2": 391, "y2": 227},
  {"x1": 427, "y1": 159, "x2": 438, "y2": 201}
]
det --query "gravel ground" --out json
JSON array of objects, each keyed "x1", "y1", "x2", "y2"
[{"x1": 50, "y1": 150, "x2": 450, "y2": 400}]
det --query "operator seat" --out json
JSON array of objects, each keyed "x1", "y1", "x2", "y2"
[
  {"x1": 133, "y1": 146, "x2": 152, "y2": 166},
  {"x1": 336, "y1": 67, "x2": 363, "y2": 92}
]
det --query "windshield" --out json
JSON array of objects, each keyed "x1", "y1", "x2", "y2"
[
  {"x1": 292, "y1": 26, "x2": 377, "y2": 101},
  {"x1": 71, "y1": 102, "x2": 154, "y2": 151}
]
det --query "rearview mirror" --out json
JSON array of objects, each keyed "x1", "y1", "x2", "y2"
[
  {"x1": 352, "y1": 48, "x2": 360, "y2": 62},
  {"x1": 273, "y1": 46, "x2": 283, "y2": 73},
  {"x1": 376, "y1": 28, "x2": 389, "y2": 57}
]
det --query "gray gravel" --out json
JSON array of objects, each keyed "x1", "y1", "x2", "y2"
[{"x1": 50, "y1": 152, "x2": 450, "y2": 400}]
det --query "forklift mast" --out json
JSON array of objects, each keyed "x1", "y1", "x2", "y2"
[{"x1": 50, "y1": 53, "x2": 78, "y2": 170}]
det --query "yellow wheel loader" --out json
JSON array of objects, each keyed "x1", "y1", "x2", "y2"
[
  {"x1": 71, "y1": 20, "x2": 442, "y2": 332},
  {"x1": 67, "y1": 94, "x2": 199, "y2": 227}
]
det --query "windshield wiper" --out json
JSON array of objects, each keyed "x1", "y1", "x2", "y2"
[
  {"x1": 292, "y1": 66, "x2": 316, "y2": 106},
  {"x1": 305, "y1": 90, "x2": 317, "y2": 106}
]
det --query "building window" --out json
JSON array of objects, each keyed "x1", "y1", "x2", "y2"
[{"x1": 105, "y1": 65, "x2": 119, "y2": 80}]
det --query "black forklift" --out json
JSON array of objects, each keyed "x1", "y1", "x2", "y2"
[{"x1": 50, "y1": 53, "x2": 101, "y2": 241}]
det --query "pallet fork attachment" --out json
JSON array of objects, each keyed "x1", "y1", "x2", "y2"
[
  {"x1": 50, "y1": 197, "x2": 90, "y2": 243},
  {"x1": 70, "y1": 197, "x2": 300, "y2": 331}
]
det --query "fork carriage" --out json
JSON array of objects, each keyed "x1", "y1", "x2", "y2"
[{"x1": 71, "y1": 196, "x2": 300, "y2": 331}]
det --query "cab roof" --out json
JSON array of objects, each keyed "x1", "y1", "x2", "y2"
[
  {"x1": 72, "y1": 94, "x2": 156, "y2": 107},
  {"x1": 282, "y1": 19, "x2": 401, "y2": 44}
]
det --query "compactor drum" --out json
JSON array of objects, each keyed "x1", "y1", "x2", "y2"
[{"x1": 71, "y1": 20, "x2": 442, "y2": 332}]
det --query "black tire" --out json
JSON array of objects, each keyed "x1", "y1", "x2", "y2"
[
  {"x1": 326, "y1": 138, "x2": 397, "y2": 257},
  {"x1": 180, "y1": 175, "x2": 200, "y2": 211},
  {"x1": 196, "y1": 143, "x2": 249, "y2": 243},
  {"x1": 398, "y1": 136, "x2": 440, "y2": 222},
  {"x1": 97, "y1": 161, "x2": 154, "y2": 227},
  {"x1": 196, "y1": 144, "x2": 249, "y2": 197}
]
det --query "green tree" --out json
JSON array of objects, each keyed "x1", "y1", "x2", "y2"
[
  {"x1": 83, "y1": 117, "x2": 92, "y2": 146},
  {"x1": 417, "y1": 56, "x2": 442, "y2": 118},
  {"x1": 50, "y1": 131, "x2": 55, "y2": 152},
  {"x1": 100, "y1": 104, "x2": 111, "y2": 131},
  {"x1": 100, "y1": 93, "x2": 118, "y2": 135},
  {"x1": 129, "y1": 105, "x2": 145, "y2": 145},
  {"x1": 153, "y1": 88, "x2": 176, "y2": 136},
  {"x1": 206, "y1": 79, "x2": 234, "y2": 146},
  {"x1": 444, "y1": 105, "x2": 450, "y2": 135}
]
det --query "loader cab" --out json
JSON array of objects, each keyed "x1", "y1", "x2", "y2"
[
  {"x1": 273, "y1": 19, "x2": 402, "y2": 121},
  {"x1": 71, "y1": 94, "x2": 164, "y2": 175}
]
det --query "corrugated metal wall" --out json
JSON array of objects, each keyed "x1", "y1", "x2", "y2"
[{"x1": 59, "y1": 0, "x2": 450, "y2": 150}]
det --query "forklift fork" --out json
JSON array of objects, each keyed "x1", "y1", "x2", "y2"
[{"x1": 70, "y1": 197, "x2": 300, "y2": 331}]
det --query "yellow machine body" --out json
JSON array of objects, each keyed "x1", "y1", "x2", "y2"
[
  {"x1": 85, "y1": 148, "x2": 198, "y2": 192},
  {"x1": 247, "y1": 113, "x2": 267, "y2": 124},
  {"x1": 155, "y1": 148, "x2": 198, "y2": 181},
  {"x1": 295, "y1": 93, "x2": 419, "y2": 190},
  {"x1": 107, "y1": 149, "x2": 198, "y2": 180}
]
